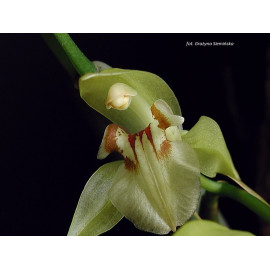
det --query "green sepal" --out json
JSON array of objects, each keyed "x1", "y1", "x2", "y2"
[
  {"x1": 182, "y1": 116, "x2": 239, "y2": 180},
  {"x1": 182, "y1": 116, "x2": 269, "y2": 205},
  {"x1": 172, "y1": 220, "x2": 254, "y2": 236},
  {"x1": 79, "y1": 68, "x2": 181, "y2": 133},
  {"x1": 68, "y1": 161, "x2": 124, "y2": 236}
]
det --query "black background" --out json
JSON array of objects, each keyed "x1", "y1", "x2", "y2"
[{"x1": 0, "y1": 34, "x2": 269, "y2": 235}]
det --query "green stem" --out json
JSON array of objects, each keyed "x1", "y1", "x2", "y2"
[
  {"x1": 54, "y1": 33, "x2": 97, "y2": 76},
  {"x1": 200, "y1": 174, "x2": 270, "y2": 224}
]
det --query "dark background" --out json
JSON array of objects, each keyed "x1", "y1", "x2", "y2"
[{"x1": 0, "y1": 34, "x2": 269, "y2": 236}]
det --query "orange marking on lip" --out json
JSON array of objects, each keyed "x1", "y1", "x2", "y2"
[
  {"x1": 160, "y1": 140, "x2": 171, "y2": 158},
  {"x1": 104, "y1": 121, "x2": 170, "y2": 169},
  {"x1": 151, "y1": 104, "x2": 170, "y2": 130},
  {"x1": 128, "y1": 133, "x2": 136, "y2": 152},
  {"x1": 125, "y1": 157, "x2": 137, "y2": 171},
  {"x1": 144, "y1": 125, "x2": 158, "y2": 156},
  {"x1": 104, "y1": 124, "x2": 119, "y2": 153}
]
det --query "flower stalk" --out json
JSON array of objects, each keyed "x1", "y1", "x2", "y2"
[
  {"x1": 200, "y1": 174, "x2": 270, "y2": 224},
  {"x1": 45, "y1": 33, "x2": 97, "y2": 76},
  {"x1": 54, "y1": 33, "x2": 96, "y2": 75}
]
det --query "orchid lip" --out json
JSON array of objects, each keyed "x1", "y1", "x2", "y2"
[{"x1": 97, "y1": 99, "x2": 201, "y2": 234}]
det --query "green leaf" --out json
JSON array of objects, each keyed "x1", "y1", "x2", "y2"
[
  {"x1": 172, "y1": 220, "x2": 254, "y2": 236},
  {"x1": 79, "y1": 68, "x2": 181, "y2": 133},
  {"x1": 68, "y1": 161, "x2": 123, "y2": 236},
  {"x1": 181, "y1": 116, "x2": 268, "y2": 204}
]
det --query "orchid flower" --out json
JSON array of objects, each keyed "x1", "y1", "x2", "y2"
[
  {"x1": 68, "y1": 67, "x2": 267, "y2": 236},
  {"x1": 96, "y1": 98, "x2": 201, "y2": 234}
]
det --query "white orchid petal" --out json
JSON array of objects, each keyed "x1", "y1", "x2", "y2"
[
  {"x1": 108, "y1": 126, "x2": 200, "y2": 234},
  {"x1": 165, "y1": 126, "x2": 182, "y2": 142}
]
